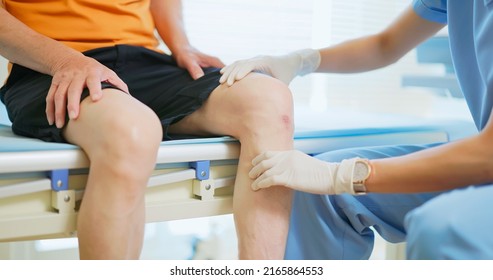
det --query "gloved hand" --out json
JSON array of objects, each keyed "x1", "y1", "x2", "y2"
[
  {"x1": 219, "y1": 48, "x2": 321, "y2": 86},
  {"x1": 249, "y1": 150, "x2": 363, "y2": 195}
]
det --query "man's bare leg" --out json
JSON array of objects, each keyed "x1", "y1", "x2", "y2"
[
  {"x1": 169, "y1": 73, "x2": 294, "y2": 259},
  {"x1": 63, "y1": 89, "x2": 162, "y2": 259}
]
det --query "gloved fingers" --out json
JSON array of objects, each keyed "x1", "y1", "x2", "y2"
[
  {"x1": 250, "y1": 151, "x2": 288, "y2": 179},
  {"x1": 226, "y1": 65, "x2": 244, "y2": 86},
  {"x1": 219, "y1": 60, "x2": 250, "y2": 86},
  {"x1": 251, "y1": 151, "x2": 278, "y2": 166},
  {"x1": 220, "y1": 64, "x2": 239, "y2": 86},
  {"x1": 249, "y1": 157, "x2": 276, "y2": 180},
  {"x1": 234, "y1": 64, "x2": 256, "y2": 81},
  {"x1": 251, "y1": 171, "x2": 282, "y2": 191},
  {"x1": 219, "y1": 63, "x2": 235, "y2": 84}
]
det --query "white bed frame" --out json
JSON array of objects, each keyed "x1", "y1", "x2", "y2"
[{"x1": 0, "y1": 119, "x2": 465, "y2": 243}]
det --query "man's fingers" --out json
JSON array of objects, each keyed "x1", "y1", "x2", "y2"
[
  {"x1": 45, "y1": 84, "x2": 57, "y2": 125},
  {"x1": 105, "y1": 75, "x2": 129, "y2": 94},
  {"x1": 187, "y1": 62, "x2": 205, "y2": 80},
  {"x1": 203, "y1": 56, "x2": 224, "y2": 68},
  {"x1": 85, "y1": 76, "x2": 102, "y2": 102},
  {"x1": 53, "y1": 82, "x2": 69, "y2": 128},
  {"x1": 66, "y1": 76, "x2": 86, "y2": 120}
]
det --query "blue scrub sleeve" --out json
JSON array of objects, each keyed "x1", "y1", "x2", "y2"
[{"x1": 413, "y1": 0, "x2": 448, "y2": 24}]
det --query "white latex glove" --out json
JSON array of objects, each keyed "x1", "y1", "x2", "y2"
[
  {"x1": 219, "y1": 48, "x2": 321, "y2": 86},
  {"x1": 249, "y1": 150, "x2": 363, "y2": 195}
]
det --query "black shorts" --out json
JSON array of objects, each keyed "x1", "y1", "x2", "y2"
[{"x1": 0, "y1": 45, "x2": 221, "y2": 142}]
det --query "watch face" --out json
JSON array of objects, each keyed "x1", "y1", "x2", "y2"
[{"x1": 354, "y1": 161, "x2": 370, "y2": 182}]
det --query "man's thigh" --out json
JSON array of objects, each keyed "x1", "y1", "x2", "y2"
[
  {"x1": 106, "y1": 45, "x2": 223, "y2": 140},
  {"x1": 168, "y1": 72, "x2": 292, "y2": 139},
  {"x1": 63, "y1": 88, "x2": 161, "y2": 150}
]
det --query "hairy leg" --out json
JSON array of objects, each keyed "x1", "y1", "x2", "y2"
[
  {"x1": 63, "y1": 89, "x2": 162, "y2": 259},
  {"x1": 169, "y1": 73, "x2": 294, "y2": 259}
]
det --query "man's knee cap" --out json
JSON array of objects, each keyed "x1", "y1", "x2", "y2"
[{"x1": 105, "y1": 113, "x2": 161, "y2": 153}]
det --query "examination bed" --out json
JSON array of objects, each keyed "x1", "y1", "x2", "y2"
[{"x1": 0, "y1": 105, "x2": 476, "y2": 243}]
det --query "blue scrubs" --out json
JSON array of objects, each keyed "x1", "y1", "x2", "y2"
[{"x1": 286, "y1": 0, "x2": 493, "y2": 260}]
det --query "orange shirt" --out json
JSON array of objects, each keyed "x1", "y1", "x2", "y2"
[{"x1": 3, "y1": 0, "x2": 160, "y2": 53}]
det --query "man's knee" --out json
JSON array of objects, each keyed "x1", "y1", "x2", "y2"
[
  {"x1": 234, "y1": 75, "x2": 294, "y2": 135},
  {"x1": 105, "y1": 113, "x2": 160, "y2": 164},
  {"x1": 81, "y1": 102, "x2": 162, "y2": 188}
]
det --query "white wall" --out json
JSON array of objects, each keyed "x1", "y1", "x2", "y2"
[{"x1": 182, "y1": 0, "x2": 471, "y2": 121}]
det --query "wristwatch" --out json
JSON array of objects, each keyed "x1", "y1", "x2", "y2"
[{"x1": 352, "y1": 159, "x2": 372, "y2": 195}]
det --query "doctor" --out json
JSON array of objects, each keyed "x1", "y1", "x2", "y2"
[{"x1": 220, "y1": 0, "x2": 493, "y2": 259}]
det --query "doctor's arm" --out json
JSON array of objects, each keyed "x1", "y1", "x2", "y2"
[
  {"x1": 317, "y1": 7, "x2": 444, "y2": 73},
  {"x1": 220, "y1": 6, "x2": 445, "y2": 85},
  {"x1": 367, "y1": 116, "x2": 493, "y2": 194},
  {"x1": 246, "y1": 7, "x2": 493, "y2": 195},
  {"x1": 251, "y1": 110, "x2": 493, "y2": 195},
  {"x1": 150, "y1": 0, "x2": 224, "y2": 79}
]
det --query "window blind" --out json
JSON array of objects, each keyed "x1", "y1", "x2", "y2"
[{"x1": 182, "y1": 0, "x2": 454, "y2": 117}]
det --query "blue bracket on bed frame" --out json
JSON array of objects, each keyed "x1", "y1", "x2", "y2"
[
  {"x1": 47, "y1": 169, "x2": 69, "y2": 192},
  {"x1": 189, "y1": 160, "x2": 210, "y2": 180}
]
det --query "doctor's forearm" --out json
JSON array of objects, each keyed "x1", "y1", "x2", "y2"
[
  {"x1": 317, "y1": 35, "x2": 399, "y2": 73},
  {"x1": 316, "y1": 6, "x2": 445, "y2": 75},
  {"x1": 366, "y1": 135, "x2": 493, "y2": 193}
]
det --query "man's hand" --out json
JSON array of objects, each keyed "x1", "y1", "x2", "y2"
[
  {"x1": 219, "y1": 49, "x2": 321, "y2": 86},
  {"x1": 173, "y1": 46, "x2": 224, "y2": 80},
  {"x1": 249, "y1": 150, "x2": 362, "y2": 195},
  {"x1": 46, "y1": 55, "x2": 128, "y2": 128}
]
